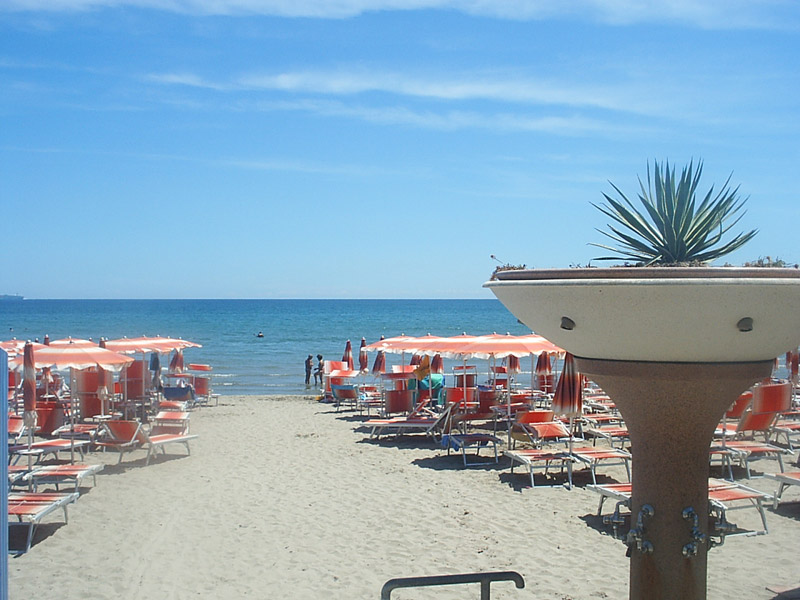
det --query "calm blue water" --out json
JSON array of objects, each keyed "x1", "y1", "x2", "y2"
[{"x1": 0, "y1": 299, "x2": 531, "y2": 395}]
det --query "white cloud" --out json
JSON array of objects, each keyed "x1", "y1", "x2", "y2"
[
  {"x1": 153, "y1": 68, "x2": 664, "y2": 116},
  {"x1": 3, "y1": 0, "x2": 798, "y2": 29}
]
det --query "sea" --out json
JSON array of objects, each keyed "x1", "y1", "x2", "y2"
[{"x1": 0, "y1": 299, "x2": 532, "y2": 396}]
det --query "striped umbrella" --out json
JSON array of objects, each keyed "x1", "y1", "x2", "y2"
[
  {"x1": 341, "y1": 340, "x2": 353, "y2": 370},
  {"x1": 551, "y1": 353, "x2": 583, "y2": 451},
  {"x1": 371, "y1": 350, "x2": 386, "y2": 376},
  {"x1": 22, "y1": 341, "x2": 38, "y2": 475},
  {"x1": 371, "y1": 335, "x2": 386, "y2": 375},
  {"x1": 358, "y1": 337, "x2": 369, "y2": 372},
  {"x1": 535, "y1": 351, "x2": 552, "y2": 393},
  {"x1": 169, "y1": 349, "x2": 185, "y2": 373}
]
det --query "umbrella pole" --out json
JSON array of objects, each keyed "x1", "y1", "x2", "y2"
[{"x1": 69, "y1": 368, "x2": 76, "y2": 465}]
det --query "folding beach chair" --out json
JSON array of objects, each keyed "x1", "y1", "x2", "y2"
[
  {"x1": 7, "y1": 491, "x2": 79, "y2": 555},
  {"x1": 588, "y1": 478, "x2": 773, "y2": 538},
  {"x1": 96, "y1": 419, "x2": 197, "y2": 465},
  {"x1": 25, "y1": 463, "x2": 104, "y2": 492},
  {"x1": 505, "y1": 421, "x2": 575, "y2": 488},
  {"x1": 441, "y1": 432, "x2": 503, "y2": 467},
  {"x1": 765, "y1": 471, "x2": 800, "y2": 506},
  {"x1": 331, "y1": 383, "x2": 359, "y2": 412},
  {"x1": 365, "y1": 403, "x2": 453, "y2": 440},
  {"x1": 9, "y1": 438, "x2": 91, "y2": 463}
]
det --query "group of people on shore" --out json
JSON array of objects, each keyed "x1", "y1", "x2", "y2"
[{"x1": 304, "y1": 354, "x2": 324, "y2": 387}]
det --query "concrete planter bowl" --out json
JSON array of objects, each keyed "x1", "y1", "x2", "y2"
[
  {"x1": 485, "y1": 267, "x2": 800, "y2": 600},
  {"x1": 485, "y1": 267, "x2": 800, "y2": 364}
]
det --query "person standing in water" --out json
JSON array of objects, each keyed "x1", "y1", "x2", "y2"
[
  {"x1": 314, "y1": 354, "x2": 324, "y2": 386},
  {"x1": 304, "y1": 354, "x2": 313, "y2": 386}
]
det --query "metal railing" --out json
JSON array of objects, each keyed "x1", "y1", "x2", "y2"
[{"x1": 381, "y1": 570, "x2": 524, "y2": 600}]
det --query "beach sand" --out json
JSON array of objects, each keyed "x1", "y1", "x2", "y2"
[{"x1": 8, "y1": 395, "x2": 800, "y2": 599}]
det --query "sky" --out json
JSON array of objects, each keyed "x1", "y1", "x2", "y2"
[{"x1": 2, "y1": 1, "x2": 799, "y2": 299}]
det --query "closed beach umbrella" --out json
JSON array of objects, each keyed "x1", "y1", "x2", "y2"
[
  {"x1": 409, "y1": 353, "x2": 422, "y2": 366},
  {"x1": 507, "y1": 355, "x2": 520, "y2": 374},
  {"x1": 169, "y1": 349, "x2": 184, "y2": 373},
  {"x1": 358, "y1": 337, "x2": 368, "y2": 372},
  {"x1": 551, "y1": 353, "x2": 583, "y2": 451},
  {"x1": 22, "y1": 341, "x2": 37, "y2": 418},
  {"x1": 535, "y1": 351, "x2": 552, "y2": 392},
  {"x1": 431, "y1": 353, "x2": 443, "y2": 374},
  {"x1": 342, "y1": 340, "x2": 354, "y2": 370},
  {"x1": 22, "y1": 341, "x2": 37, "y2": 475},
  {"x1": 371, "y1": 350, "x2": 386, "y2": 376}
]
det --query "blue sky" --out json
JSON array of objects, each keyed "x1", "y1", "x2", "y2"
[{"x1": 2, "y1": 1, "x2": 799, "y2": 299}]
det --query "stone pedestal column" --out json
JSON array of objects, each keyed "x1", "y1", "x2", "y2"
[{"x1": 575, "y1": 358, "x2": 772, "y2": 600}]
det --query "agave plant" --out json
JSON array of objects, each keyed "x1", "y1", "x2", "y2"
[{"x1": 590, "y1": 160, "x2": 758, "y2": 265}]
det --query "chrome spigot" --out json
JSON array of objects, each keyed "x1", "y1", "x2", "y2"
[{"x1": 625, "y1": 504, "x2": 655, "y2": 555}]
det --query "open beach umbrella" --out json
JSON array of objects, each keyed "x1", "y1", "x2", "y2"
[
  {"x1": 358, "y1": 337, "x2": 369, "y2": 372},
  {"x1": 551, "y1": 353, "x2": 583, "y2": 451},
  {"x1": 364, "y1": 334, "x2": 417, "y2": 353},
  {"x1": 342, "y1": 340, "x2": 354, "y2": 370},
  {"x1": 104, "y1": 336, "x2": 202, "y2": 355},
  {"x1": 49, "y1": 337, "x2": 96, "y2": 348},
  {"x1": 26, "y1": 345, "x2": 134, "y2": 372}
]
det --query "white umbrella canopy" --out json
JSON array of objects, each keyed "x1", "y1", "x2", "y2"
[{"x1": 104, "y1": 336, "x2": 201, "y2": 354}]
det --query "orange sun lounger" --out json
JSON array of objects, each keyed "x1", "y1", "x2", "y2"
[
  {"x1": 96, "y1": 419, "x2": 197, "y2": 465},
  {"x1": 25, "y1": 463, "x2": 104, "y2": 492},
  {"x1": 588, "y1": 478, "x2": 773, "y2": 538},
  {"x1": 7, "y1": 491, "x2": 80, "y2": 555}
]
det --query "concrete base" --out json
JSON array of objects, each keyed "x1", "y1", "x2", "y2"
[{"x1": 575, "y1": 358, "x2": 773, "y2": 600}]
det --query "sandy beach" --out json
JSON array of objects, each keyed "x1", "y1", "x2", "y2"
[{"x1": 8, "y1": 395, "x2": 800, "y2": 599}]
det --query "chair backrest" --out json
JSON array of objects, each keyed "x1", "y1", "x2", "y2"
[
  {"x1": 516, "y1": 410, "x2": 555, "y2": 425},
  {"x1": 331, "y1": 384, "x2": 358, "y2": 400},
  {"x1": 105, "y1": 420, "x2": 146, "y2": 444},
  {"x1": 8, "y1": 415, "x2": 24, "y2": 436},
  {"x1": 736, "y1": 382, "x2": 791, "y2": 435},
  {"x1": 528, "y1": 421, "x2": 570, "y2": 441},
  {"x1": 726, "y1": 391, "x2": 752, "y2": 419},
  {"x1": 752, "y1": 381, "x2": 792, "y2": 413}
]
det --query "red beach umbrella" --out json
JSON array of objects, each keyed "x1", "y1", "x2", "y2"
[
  {"x1": 507, "y1": 355, "x2": 521, "y2": 374},
  {"x1": 371, "y1": 350, "x2": 386, "y2": 376},
  {"x1": 358, "y1": 337, "x2": 369, "y2": 372},
  {"x1": 342, "y1": 340, "x2": 354, "y2": 370},
  {"x1": 431, "y1": 353, "x2": 444, "y2": 375},
  {"x1": 535, "y1": 351, "x2": 552, "y2": 392},
  {"x1": 551, "y1": 352, "x2": 583, "y2": 450},
  {"x1": 409, "y1": 353, "x2": 422, "y2": 366},
  {"x1": 22, "y1": 341, "x2": 38, "y2": 470},
  {"x1": 169, "y1": 349, "x2": 185, "y2": 373},
  {"x1": 22, "y1": 341, "x2": 36, "y2": 415},
  {"x1": 551, "y1": 353, "x2": 582, "y2": 417}
]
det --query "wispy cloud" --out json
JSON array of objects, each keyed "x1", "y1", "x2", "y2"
[
  {"x1": 150, "y1": 68, "x2": 667, "y2": 117},
  {"x1": 3, "y1": 0, "x2": 798, "y2": 29},
  {"x1": 250, "y1": 98, "x2": 639, "y2": 136}
]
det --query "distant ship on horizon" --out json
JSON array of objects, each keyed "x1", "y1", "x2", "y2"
[{"x1": 0, "y1": 294, "x2": 24, "y2": 301}]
